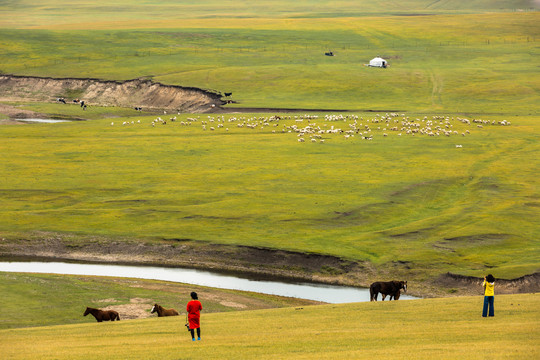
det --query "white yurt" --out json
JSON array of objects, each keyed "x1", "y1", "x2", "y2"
[{"x1": 368, "y1": 57, "x2": 388, "y2": 68}]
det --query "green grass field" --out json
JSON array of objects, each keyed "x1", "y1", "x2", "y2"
[
  {"x1": 0, "y1": 111, "x2": 538, "y2": 279},
  {"x1": 0, "y1": 0, "x2": 538, "y2": 280},
  {"x1": 0, "y1": 2, "x2": 538, "y2": 114},
  {"x1": 0, "y1": 272, "x2": 319, "y2": 329},
  {"x1": 0, "y1": 1, "x2": 538, "y2": 357},
  {"x1": 1, "y1": 293, "x2": 538, "y2": 359}
]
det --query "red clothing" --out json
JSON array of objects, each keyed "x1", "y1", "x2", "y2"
[{"x1": 186, "y1": 300, "x2": 202, "y2": 329}]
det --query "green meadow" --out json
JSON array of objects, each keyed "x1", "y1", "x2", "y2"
[
  {"x1": 0, "y1": 272, "x2": 319, "y2": 329},
  {"x1": 0, "y1": 111, "x2": 538, "y2": 280},
  {"x1": 0, "y1": 1, "x2": 538, "y2": 114},
  {"x1": 0, "y1": 0, "x2": 537, "y2": 284},
  {"x1": 1, "y1": 293, "x2": 538, "y2": 359},
  {"x1": 0, "y1": 1, "x2": 539, "y2": 357}
]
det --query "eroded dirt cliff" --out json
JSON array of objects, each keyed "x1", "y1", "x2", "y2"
[{"x1": 0, "y1": 75, "x2": 224, "y2": 113}]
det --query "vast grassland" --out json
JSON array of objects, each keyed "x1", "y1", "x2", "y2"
[
  {"x1": 0, "y1": 0, "x2": 535, "y2": 28},
  {"x1": 0, "y1": 1, "x2": 538, "y2": 286},
  {"x1": 1, "y1": 293, "x2": 538, "y2": 359},
  {"x1": 0, "y1": 111, "x2": 538, "y2": 280},
  {"x1": 0, "y1": 2, "x2": 538, "y2": 114},
  {"x1": 0, "y1": 1, "x2": 538, "y2": 357}
]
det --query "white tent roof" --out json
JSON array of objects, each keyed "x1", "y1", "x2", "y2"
[{"x1": 369, "y1": 57, "x2": 387, "y2": 67}]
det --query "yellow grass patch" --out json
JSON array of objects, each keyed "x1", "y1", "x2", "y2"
[{"x1": 1, "y1": 294, "x2": 538, "y2": 359}]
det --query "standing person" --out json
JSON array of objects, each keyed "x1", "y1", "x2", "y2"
[
  {"x1": 482, "y1": 274, "x2": 495, "y2": 317},
  {"x1": 186, "y1": 291, "x2": 202, "y2": 341}
]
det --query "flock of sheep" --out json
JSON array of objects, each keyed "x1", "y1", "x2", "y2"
[{"x1": 111, "y1": 112, "x2": 511, "y2": 145}]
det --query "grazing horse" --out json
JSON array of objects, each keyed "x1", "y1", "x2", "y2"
[
  {"x1": 151, "y1": 303, "x2": 179, "y2": 317},
  {"x1": 83, "y1": 307, "x2": 120, "y2": 322},
  {"x1": 389, "y1": 290, "x2": 401, "y2": 300},
  {"x1": 370, "y1": 281, "x2": 407, "y2": 301}
]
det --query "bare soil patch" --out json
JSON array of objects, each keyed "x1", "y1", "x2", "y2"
[
  {"x1": 0, "y1": 75, "x2": 224, "y2": 113},
  {"x1": 437, "y1": 272, "x2": 540, "y2": 296},
  {"x1": 103, "y1": 298, "x2": 154, "y2": 320}
]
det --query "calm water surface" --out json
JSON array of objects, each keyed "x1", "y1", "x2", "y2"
[
  {"x1": 0, "y1": 261, "x2": 417, "y2": 303},
  {"x1": 18, "y1": 118, "x2": 69, "y2": 123}
]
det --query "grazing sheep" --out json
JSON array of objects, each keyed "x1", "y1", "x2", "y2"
[{"x1": 126, "y1": 112, "x2": 508, "y2": 144}]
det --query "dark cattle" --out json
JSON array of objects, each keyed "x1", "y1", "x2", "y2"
[
  {"x1": 151, "y1": 303, "x2": 179, "y2": 317},
  {"x1": 369, "y1": 281, "x2": 407, "y2": 301},
  {"x1": 224, "y1": 92, "x2": 232, "y2": 97},
  {"x1": 325, "y1": 51, "x2": 334, "y2": 56},
  {"x1": 83, "y1": 307, "x2": 120, "y2": 322}
]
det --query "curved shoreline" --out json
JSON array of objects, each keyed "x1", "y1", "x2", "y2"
[{"x1": 0, "y1": 236, "x2": 537, "y2": 299}]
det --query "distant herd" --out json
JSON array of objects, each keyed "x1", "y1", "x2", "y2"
[
  {"x1": 110, "y1": 111, "x2": 512, "y2": 145},
  {"x1": 83, "y1": 281, "x2": 407, "y2": 322}
]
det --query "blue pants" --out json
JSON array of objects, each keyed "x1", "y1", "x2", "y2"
[{"x1": 483, "y1": 296, "x2": 494, "y2": 317}]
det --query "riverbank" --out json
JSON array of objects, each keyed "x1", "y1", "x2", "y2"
[
  {"x1": 0, "y1": 271, "x2": 322, "y2": 329},
  {"x1": 1, "y1": 234, "x2": 537, "y2": 298}
]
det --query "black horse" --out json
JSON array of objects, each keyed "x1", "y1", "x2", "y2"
[{"x1": 370, "y1": 280, "x2": 407, "y2": 301}]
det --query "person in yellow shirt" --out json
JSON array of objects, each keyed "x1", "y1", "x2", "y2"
[{"x1": 482, "y1": 274, "x2": 495, "y2": 317}]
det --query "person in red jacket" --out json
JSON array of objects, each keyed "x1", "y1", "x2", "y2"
[{"x1": 186, "y1": 291, "x2": 203, "y2": 341}]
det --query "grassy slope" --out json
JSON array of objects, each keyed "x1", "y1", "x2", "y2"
[
  {"x1": 1, "y1": 293, "x2": 538, "y2": 359},
  {"x1": 0, "y1": 3, "x2": 538, "y2": 114},
  {"x1": 0, "y1": 0, "x2": 535, "y2": 28},
  {"x1": 0, "y1": 272, "x2": 319, "y2": 329},
  {"x1": 0, "y1": 1, "x2": 538, "y2": 278},
  {"x1": 0, "y1": 112, "x2": 538, "y2": 279}
]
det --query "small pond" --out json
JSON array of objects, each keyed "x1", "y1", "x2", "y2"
[
  {"x1": 17, "y1": 118, "x2": 69, "y2": 123},
  {"x1": 0, "y1": 261, "x2": 417, "y2": 303}
]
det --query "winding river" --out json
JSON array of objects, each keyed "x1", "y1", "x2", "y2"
[{"x1": 0, "y1": 261, "x2": 417, "y2": 303}]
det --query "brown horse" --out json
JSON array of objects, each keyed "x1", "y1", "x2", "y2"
[
  {"x1": 83, "y1": 307, "x2": 120, "y2": 322},
  {"x1": 369, "y1": 281, "x2": 407, "y2": 301},
  {"x1": 151, "y1": 303, "x2": 179, "y2": 317}
]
